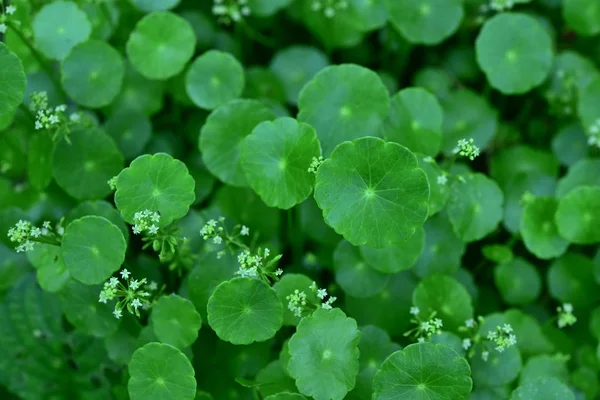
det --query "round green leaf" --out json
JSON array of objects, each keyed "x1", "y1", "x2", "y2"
[
  {"x1": 52, "y1": 128, "x2": 124, "y2": 200},
  {"x1": 207, "y1": 277, "x2": 283, "y2": 345},
  {"x1": 27, "y1": 133, "x2": 54, "y2": 190},
  {"x1": 110, "y1": 64, "x2": 165, "y2": 116},
  {"x1": 333, "y1": 240, "x2": 390, "y2": 298},
  {"x1": 490, "y1": 146, "x2": 559, "y2": 191},
  {"x1": 548, "y1": 253, "x2": 600, "y2": 308},
  {"x1": 413, "y1": 215, "x2": 465, "y2": 277},
  {"x1": 383, "y1": 88, "x2": 443, "y2": 157},
  {"x1": 520, "y1": 355, "x2": 569, "y2": 386},
  {"x1": 130, "y1": 0, "x2": 180, "y2": 12},
  {"x1": 476, "y1": 13, "x2": 553, "y2": 94},
  {"x1": 494, "y1": 257, "x2": 541, "y2": 306},
  {"x1": 359, "y1": 226, "x2": 424, "y2": 274},
  {"x1": 551, "y1": 123, "x2": 589, "y2": 167},
  {"x1": 413, "y1": 275, "x2": 473, "y2": 331},
  {"x1": 115, "y1": 153, "x2": 195, "y2": 227},
  {"x1": 32, "y1": 0, "x2": 91, "y2": 60},
  {"x1": 314, "y1": 137, "x2": 429, "y2": 248},
  {"x1": 556, "y1": 159, "x2": 600, "y2": 198},
  {"x1": 555, "y1": 186, "x2": 600, "y2": 244},
  {"x1": 297, "y1": 64, "x2": 389, "y2": 155},
  {"x1": 447, "y1": 173, "x2": 503, "y2": 242},
  {"x1": 511, "y1": 377, "x2": 575, "y2": 400},
  {"x1": 185, "y1": 50, "x2": 245, "y2": 110},
  {"x1": 471, "y1": 344, "x2": 522, "y2": 388},
  {"x1": 241, "y1": 117, "x2": 321, "y2": 209},
  {"x1": 373, "y1": 343, "x2": 472, "y2": 400},
  {"x1": 59, "y1": 280, "x2": 119, "y2": 337},
  {"x1": 104, "y1": 109, "x2": 152, "y2": 160},
  {"x1": 521, "y1": 197, "x2": 569, "y2": 259},
  {"x1": 288, "y1": 308, "x2": 360, "y2": 400},
  {"x1": 200, "y1": 99, "x2": 275, "y2": 187},
  {"x1": 60, "y1": 40, "x2": 124, "y2": 108},
  {"x1": 385, "y1": 0, "x2": 464, "y2": 45},
  {"x1": 26, "y1": 243, "x2": 71, "y2": 293},
  {"x1": 270, "y1": 46, "x2": 329, "y2": 105},
  {"x1": 0, "y1": 43, "x2": 27, "y2": 115},
  {"x1": 61, "y1": 216, "x2": 126, "y2": 284},
  {"x1": 128, "y1": 342, "x2": 196, "y2": 400},
  {"x1": 563, "y1": 0, "x2": 600, "y2": 36},
  {"x1": 65, "y1": 200, "x2": 129, "y2": 243},
  {"x1": 126, "y1": 11, "x2": 196, "y2": 80},
  {"x1": 417, "y1": 156, "x2": 450, "y2": 216},
  {"x1": 151, "y1": 294, "x2": 202, "y2": 349}
]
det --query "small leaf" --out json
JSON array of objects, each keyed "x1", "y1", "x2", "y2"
[
  {"x1": 520, "y1": 197, "x2": 569, "y2": 259},
  {"x1": 414, "y1": 215, "x2": 465, "y2": 277},
  {"x1": 360, "y1": 226, "x2": 424, "y2": 274},
  {"x1": 494, "y1": 257, "x2": 542, "y2": 306},
  {"x1": 555, "y1": 186, "x2": 600, "y2": 244},
  {"x1": 0, "y1": 43, "x2": 27, "y2": 115},
  {"x1": 334, "y1": 240, "x2": 390, "y2": 297},
  {"x1": 151, "y1": 294, "x2": 202, "y2": 349},
  {"x1": 548, "y1": 253, "x2": 600, "y2": 308}
]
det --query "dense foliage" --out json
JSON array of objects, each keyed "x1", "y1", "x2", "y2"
[{"x1": 1, "y1": 0, "x2": 600, "y2": 399}]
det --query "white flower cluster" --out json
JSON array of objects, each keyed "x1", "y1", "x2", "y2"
[
  {"x1": 7, "y1": 220, "x2": 52, "y2": 253},
  {"x1": 235, "y1": 247, "x2": 277, "y2": 278},
  {"x1": 311, "y1": 0, "x2": 348, "y2": 18},
  {"x1": 200, "y1": 217, "x2": 225, "y2": 242},
  {"x1": 420, "y1": 318, "x2": 443, "y2": 337},
  {"x1": 437, "y1": 173, "x2": 448, "y2": 186},
  {"x1": 588, "y1": 119, "x2": 600, "y2": 148},
  {"x1": 132, "y1": 210, "x2": 160, "y2": 235},
  {"x1": 212, "y1": 0, "x2": 250, "y2": 24},
  {"x1": 98, "y1": 269, "x2": 153, "y2": 319},
  {"x1": 107, "y1": 176, "x2": 117, "y2": 191},
  {"x1": 0, "y1": 5, "x2": 17, "y2": 34},
  {"x1": 486, "y1": 323, "x2": 517, "y2": 353},
  {"x1": 310, "y1": 281, "x2": 337, "y2": 310},
  {"x1": 557, "y1": 303, "x2": 577, "y2": 328},
  {"x1": 453, "y1": 138, "x2": 480, "y2": 161},
  {"x1": 308, "y1": 156, "x2": 324, "y2": 174},
  {"x1": 286, "y1": 289, "x2": 307, "y2": 317}
]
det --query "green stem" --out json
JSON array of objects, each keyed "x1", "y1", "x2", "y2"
[
  {"x1": 239, "y1": 20, "x2": 276, "y2": 48},
  {"x1": 7, "y1": 21, "x2": 67, "y2": 101},
  {"x1": 32, "y1": 236, "x2": 61, "y2": 246}
]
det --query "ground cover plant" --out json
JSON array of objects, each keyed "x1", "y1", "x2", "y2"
[{"x1": 1, "y1": 0, "x2": 600, "y2": 399}]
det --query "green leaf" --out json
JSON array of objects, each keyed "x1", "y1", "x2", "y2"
[
  {"x1": 417, "y1": 156, "x2": 450, "y2": 216},
  {"x1": 494, "y1": 257, "x2": 541, "y2": 306},
  {"x1": 555, "y1": 186, "x2": 600, "y2": 244},
  {"x1": 115, "y1": 153, "x2": 195, "y2": 227},
  {"x1": 65, "y1": 199, "x2": 129, "y2": 243},
  {"x1": 207, "y1": 277, "x2": 283, "y2": 345},
  {"x1": 59, "y1": 280, "x2": 119, "y2": 337},
  {"x1": 447, "y1": 173, "x2": 503, "y2": 242},
  {"x1": 297, "y1": 65, "x2": 390, "y2": 155},
  {"x1": 256, "y1": 360, "x2": 298, "y2": 396},
  {"x1": 273, "y1": 273, "x2": 319, "y2": 327},
  {"x1": 185, "y1": 50, "x2": 245, "y2": 110},
  {"x1": 126, "y1": 11, "x2": 196, "y2": 80},
  {"x1": 556, "y1": 159, "x2": 600, "y2": 197},
  {"x1": 270, "y1": 46, "x2": 329, "y2": 105},
  {"x1": 551, "y1": 123, "x2": 590, "y2": 167},
  {"x1": 32, "y1": 1, "x2": 91, "y2": 60},
  {"x1": 476, "y1": 13, "x2": 553, "y2": 94},
  {"x1": 520, "y1": 355, "x2": 569, "y2": 385},
  {"x1": 151, "y1": 294, "x2": 201, "y2": 350},
  {"x1": 27, "y1": 133, "x2": 54, "y2": 190},
  {"x1": 384, "y1": 0, "x2": 463, "y2": 45},
  {"x1": 490, "y1": 145, "x2": 559, "y2": 190},
  {"x1": 60, "y1": 40, "x2": 124, "y2": 108},
  {"x1": 314, "y1": 137, "x2": 429, "y2": 248},
  {"x1": 0, "y1": 43, "x2": 27, "y2": 115},
  {"x1": 413, "y1": 274, "x2": 473, "y2": 331},
  {"x1": 470, "y1": 344, "x2": 522, "y2": 388},
  {"x1": 334, "y1": 240, "x2": 390, "y2": 297},
  {"x1": 200, "y1": 99, "x2": 275, "y2": 187},
  {"x1": 511, "y1": 377, "x2": 575, "y2": 400},
  {"x1": 264, "y1": 394, "x2": 307, "y2": 400},
  {"x1": 26, "y1": 243, "x2": 71, "y2": 293},
  {"x1": 548, "y1": 253, "x2": 600, "y2": 308},
  {"x1": 52, "y1": 128, "x2": 124, "y2": 200},
  {"x1": 128, "y1": 342, "x2": 196, "y2": 400},
  {"x1": 247, "y1": 0, "x2": 293, "y2": 17},
  {"x1": 359, "y1": 226, "x2": 424, "y2": 274},
  {"x1": 372, "y1": 343, "x2": 472, "y2": 400},
  {"x1": 61, "y1": 216, "x2": 126, "y2": 284},
  {"x1": 110, "y1": 64, "x2": 165, "y2": 116},
  {"x1": 104, "y1": 109, "x2": 152, "y2": 160},
  {"x1": 130, "y1": 0, "x2": 181, "y2": 12},
  {"x1": 241, "y1": 117, "x2": 321, "y2": 209},
  {"x1": 288, "y1": 308, "x2": 361, "y2": 400},
  {"x1": 382, "y1": 88, "x2": 443, "y2": 157},
  {"x1": 563, "y1": 0, "x2": 600, "y2": 36},
  {"x1": 520, "y1": 197, "x2": 569, "y2": 259},
  {"x1": 413, "y1": 215, "x2": 465, "y2": 277}
]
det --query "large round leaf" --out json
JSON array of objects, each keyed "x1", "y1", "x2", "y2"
[
  {"x1": 128, "y1": 342, "x2": 196, "y2": 400},
  {"x1": 200, "y1": 99, "x2": 275, "y2": 187},
  {"x1": 0, "y1": 43, "x2": 26, "y2": 115},
  {"x1": 385, "y1": 0, "x2": 463, "y2": 45},
  {"x1": 521, "y1": 197, "x2": 569, "y2": 259},
  {"x1": 241, "y1": 117, "x2": 321, "y2": 209},
  {"x1": 32, "y1": 0, "x2": 91, "y2": 60},
  {"x1": 360, "y1": 226, "x2": 424, "y2": 274},
  {"x1": 297, "y1": 65, "x2": 389, "y2": 155},
  {"x1": 476, "y1": 13, "x2": 553, "y2": 94},
  {"x1": 207, "y1": 277, "x2": 283, "y2": 345},
  {"x1": 61, "y1": 216, "x2": 126, "y2": 284},
  {"x1": 52, "y1": 128, "x2": 124, "y2": 200},
  {"x1": 288, "y1": 308, "x2": 361, "y2": 400},
  {"x1": 333, "y1": 240, "x2": 390, "y2": 298},
  {"x1": 126, "y1": 11, "x2": 196, "y2": 80},
  {"x1": 555, "y1": 186, "x2": 600, "y2": 244},
  {"x1": 185, "y1": 50, "x2": 244, "y2": 110},
  {"x1": 151, "y1": 294, "x2": 202, "y2": 349},
  {"x1": 373, "y1": 343, "x2": 472, "y2": 400},
  {"x1": 60, "y1": 40, "x2": 124, "y2": 108},
  {"x1": 314, "y1": 137, "x2": 429, "y2": 249},
  {"x1": 115, "y1": 153, "x2": 195, "y2": 227}
]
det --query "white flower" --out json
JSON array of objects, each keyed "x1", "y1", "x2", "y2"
[
  {"x1": 113, "y1": 308, "x2": 122, "y2": 319},
  {"x1": 69, "y1": 113, "x2": 80, "y2": 122},
  {"x1": 120, "y1": 269, "x2": 131, "y2": 279},
  {"x1": 43, "y1": 221, "x2": 51, "y2": 229},
  {"x1": 465, "y1": 318, "x2": 475, "y2": 328},
  {"x1": 417, "y1": 337, "x2": 425, "y2": 343},
  {"x1": 437, "y1": 174, "x2": 448, "y2": 185},
  {"x1": 317, "y1": 288, "x2": 327, "y2": 299},
  {"x1": 275, "y1": 268, "x2": 283, "y2": 276},
  {"x1": 410, "y1": 306, "x2": 420, "y2": 315},
  {"x1": 240, "y1": 225, "x2": 250, "y2": 236},
  {"x1": 109, "y1": 277, "x2": 119, "y2": 288},
  {"x1": 6, "y1": 5, "x2": 16, "y2": 15},
  {"x1": 130, "y1": 279, "x2": 141, "y2": 290},
  {"x1": 55, "y1": 104, "x2": 67, "y2": 112},
  {"x1": 264, "y1": 248, "x2": 270, "y2": 257},
  {"x1": 508, "y1": 334, "x2": 517, "y2": 346},
  {"x1": 502, "y1": 324, "x2": 513, "y2": 334},
  {"x1": 486, "y1": 331, "x2": 497, "y2": 341},
  {"x1": 131, "y1": 298, "x2": 142, "y2": 309},
  {"x1": 0, "y1": 24, "x2": 7, "y2": 34},
  {"x1": 31, "y1": 227, "x2": 41, "y2": 238},
  {"x1": 148, "y1": 225, "x2": 159, "y2": 235},
  {"x1": 324, "y1": 7, "x2": 335, "y2": 17},
  {"x1": 213, "y1": 235, "x2": 223, "y2": 245},
  {"x1": 481, "y1": 351, "x2": 489, "y2": 361},
  {"x1": 49, "y1": 114, "x2": 59, "y2": 125},
  {"x1": 421, "y1": 321, "x2": 431, "y2": 331},
  {"x1": 148, "y1": 281, "x2": 158, "y2": 291},
  {"x1": 309, "y1": 281, "x2": 318, "y2": 291},
  {"x1": 462, "y1": 338, "x2": 471, "y2": 350},
  {"x1": 433, "y1": 318, "x2": 443, "y2": 329},
  {"x1": 423, "y1": 156, "x2": 434, "y2": 163},
  {"x1": 132, "y1": 225, "x2": 141, "y2": 235},
  {"x1": 563, "y1": 303, "x2": 573, "y2": 313}
]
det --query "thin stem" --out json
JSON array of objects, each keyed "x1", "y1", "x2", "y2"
[{"x1": 7, "y1": 21, "x2": 67, "y2": 101}]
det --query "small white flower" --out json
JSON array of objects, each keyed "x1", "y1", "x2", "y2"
[
  {"x1": 0, "y1": 24, "x2": 7, "y2": 34},
  {"x1": 148, "y1": 225, "x2": 159, "y2": 235},
  {"x1": 213, "y1": 235, "x2": 223, "y2": 245},
  {"x1": 462, "y1": 338, "x2": 471, "y2": 350},
  {"x1": 148, "y1": 281, "x2": 158, "y2": 291},
  {"x1": 131, "y1": 298, "x2": 142, "y2": 309},
  {"x1": 324, "y1": 7, "x2": 335, "y2": 17},
  {"x1": 486, "y1": 331, "x2": 497, "y2": 341},
  {"x1": 69, "y1": 113, "x2": 81, "y2": 122},
  {"x1": 437, "y1": 174, "x2": 448, "y2": 185},
  {"x1": 31, "y1": 227, "x2": 42, "y2": 238},
  {"x1": 421, "y1": 321, "x2": 431, "y2": 331},
  {"x1": 423, "y1": 156, "x2": 434, "y2": 163},
  {"x1": 275, "y1": 268, "x2": 283, "y2": 276},
  {"x1": 417, "y1": 337, "x2": 425, "y2": 343},
  {"x1": 130, "y1": 280, "x2": 141, "y2": 290},
  {"x1": 43, "y1": 221, "x2": 51, "y2": 229},
  {"x1": 433, "y1": 318, "x2": 443, "y2": 328},
  {"x1": 240, "y1": 225, "x2": 250, "y2": 236},
  {"x1": 113, "y1": 308, "x2": 122, "y2": 319},
  {"x1": 55, "y1": 104, "x2": 67, "y2": 112},
  {"x1": 6, "y1": 5, "x2": 17, "y2": 15},
  {"x1": 240, "y1": 6, "x2": 250, "y2": 15},
  {"x1": 410, "y1": 306, "x2": 420, "y2": 315},
  {"x1": 49, "y1": 114, "x2": 59, "y2": 125},
  {"x1": 502, "y1": 324, "x2": 513, "y2": 334},
  {"x1": 132, "y1": 225, "x2": 141, "y2": 235},
  {"x1": 563, "y1": 303, "x2": 573, "y2": 313},
  {"x1": 35, "y1": 120, "x2": 43, "y2": 130},
  {"x1": 465, "y1": 318, "x2": 475, "y2": 328},
  {"x1": 481, "y1": 351, "x2": 489, "y2": 361},
  {"x1": 109, "y1": 277, "x2": 119, "y2": 288},
  {"x1": 264, "y1": 248, "x2": 270, "y2": 257},
  {"x1": 120, "y1": 269, "x2": 131, "y2": 279},
  {"x1": 317, "y1": 288, "x2": 327, "y2": 299}
]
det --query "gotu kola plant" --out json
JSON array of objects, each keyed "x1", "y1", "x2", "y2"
[{"x1": 0, "y1": 0, "x2": 599, "y2": 399}]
